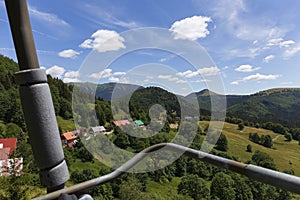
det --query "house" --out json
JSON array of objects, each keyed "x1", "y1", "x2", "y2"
[
  {"x1": 89, "y1": 126, "x2": 106, "y2": 134},
  {"x1": 0, "y1": 138, "x2": 23, "y2": 176},
  {"x1": 0, "y1": 138, "x2": 17, "y2": 154},
  {"x1": 61, "y1": 132, "x2": 78, "y2": 148},
  {"x1": 134, "y1": 120, "x2": 144, "y2": 126},
  {"x1": 113, "y1": 120, "x2": 131, "y2": 126}
]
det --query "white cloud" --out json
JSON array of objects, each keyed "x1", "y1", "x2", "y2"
[
  {"x1": 169, "y1": 16, "x2": 212, "y2": 41},
  {"x1": 157, "y1": 75, "x2": 186, "y2": 83},
  {"x1": 63, "y1": 78, "x2": 80, "y2": 83},
  {"x1": 211, "y1": 0, "x2": 286, "y2": 41},
  {"x1": 46, "y1": 65, "x2": 65, "y2": 79},
  {"x1": 267, "y1": 38, "x2": 283, "y2": 46},
  {"x1": 284, "y1": 45, "x2": 300, "y2": 58},
  {"x1": 108, "y1": 77, "x2": 120, "y2": 82},
  {"x1": 64, "y1": 71, "x2": 80, "y2": 78},
  {"x1": 243, "y1": 73, "x2": 279, "y2": 81},
  {"x1": 80, "y1": 30, "x2": 125, "y2": 52},
  {"x1": 28, "y1": 6, "x2": 69, "y2": 27},
  {"x1": 176, "y1": 67, "x2": 220, "y2": 78},
  {"x1": 113, "y1": 72, "x2": 126, "y2": 76},
  {"x1": 231, "y1": 73, "x2": 280, "y2": 85},
  {"x1": 196, "y1": 67, "x2": 220, "y2": 76},
  {"x1": 158, "y1": 75, "x2": 172, "y2": 79},
  {"x1": 230, "y1": 81, "x2": 239, "y2": 85},
  {"x1": 280, "y1": 40, "x2": 295, "y2": 48},
  {"x1": 234, "y1": 64, "x2": 260, "y2": 72},
  {"x1": 58, "y1": 49, "x2": 80, "y2": 58},
  {"x1": 263, "y1": 55, "x2": 275, "y2": 63},
  {"x1": 176, "y1": 70, "x2": 193, "y2": 77},
  {"x1": 192, "y1": 79, "x2": 211, "y2": 83},
  {"x1": 82, "y1": 4, "x2": 139, "y2": 29},
  {"x1": 89, "y1": 69, "x2": 112, "y2": 79},
  {"x1": 267, "y1": 38, "x2": 295, "y2": 48}
]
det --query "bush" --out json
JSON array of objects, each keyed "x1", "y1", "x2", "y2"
[{"x1": 246, "y1": 144, "x2": 252, "y2": 152}]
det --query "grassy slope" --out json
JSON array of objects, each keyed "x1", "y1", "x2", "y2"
[
  {"x1": 202, "y1": 121, "x2": 300, "y2": 176},
  {"x1": 65, "y1": 121, "x2": 300, "y2": 199},
  {"x1": 56, "y1": 116, "x2": 75, "y2": 132}
]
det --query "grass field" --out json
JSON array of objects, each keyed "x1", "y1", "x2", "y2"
[
  {"x1": 201, "y1": 121, "x2": 300, "y2": 176},
  {"x1": 56, "y1": 116, "x2": 76, "y2": 132}
]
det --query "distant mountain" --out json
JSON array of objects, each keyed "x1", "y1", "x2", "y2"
[
  {"x1": 188, "y1": 88, "x2": 300, "y2": 127},
  {"x1": 72, "y1": 82, "x2": 144, "y2": 101}
]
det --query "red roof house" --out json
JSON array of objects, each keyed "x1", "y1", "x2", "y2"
[
  {"x1": 0, "y1": 138, "x2": 17, "y2": 154},
  {"x1": 0, "y1": 138, "x2": 22, "y2": 176},
  {"x1": 0, "y1": 148, "x2": 10, "y2": 160},
  {"x1": 61, "y1": 132, "x2": 78, "y2": 148},
  {"x1": 113, "y1": 120, "x2": 131, "y2": 126}
]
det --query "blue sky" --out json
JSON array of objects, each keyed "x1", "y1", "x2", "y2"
[{"x1": 1, "y1": 0, "x2": 300, "y2": 95}]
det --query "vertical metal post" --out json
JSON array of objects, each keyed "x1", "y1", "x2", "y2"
[{"x1": 5, "y1": 0, "x2": 69, "y2": 192}]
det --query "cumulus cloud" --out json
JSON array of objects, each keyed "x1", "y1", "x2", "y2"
[
  {"x1": 46, "y1": 65, "x2": 65, "y2": 79},
  {"x1": 58, "y1": 49, "x2": 80, "y2": 58},
  {"x1": 89, "y1": 69, "x2": 112, "y2": 79},
  {"x1": 80, "y1": 30, "x2": 125, "y2": 52},
  {"x1": 177, "y1": 67, "x2": 220, "y2": 78},
  {"x1": 263, "y1": 55, "x2": 275, "y2": 63},
  {"x1": 234, "y1": 64, "x2": 260, "y2": 72},
  {"x1": 231, "y1": 73, "x2": 280, "y2": 85},
  {"x1": 169, "y1": 16, "x2": 212, "y2": 41}
]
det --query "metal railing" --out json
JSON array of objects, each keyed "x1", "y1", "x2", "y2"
[{"x1": 33, "y1": 143, "x2": 300, "y2": 200}]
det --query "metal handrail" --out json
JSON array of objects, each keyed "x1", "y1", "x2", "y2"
[{"x1": 33, "y1": 142, "x2": 300, "y2": 200}]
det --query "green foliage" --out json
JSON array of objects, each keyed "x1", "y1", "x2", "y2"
[
  {"x1": 178, "y1": 174, "x2": 209, "y2": 199},
  {"x1": 211, "y1": 172, "x2": 236, "y2": 200},
  {"x1": 246, "y1": 144, "x2": 252, "y2": 152},
  {"x1": 249, "y1": 133, "x2": 273, "y2": 148},
  {"x1": 187, "y1": 159, "x2": 213, "y2": 180},
  {"x1": 215, "y1": 133, "x2": 228, "y2": 151},
  {"x1": 284, "y1": 133, "x2": 292, "y2": 141},
  {"x1": 118, "y1": 176, "x2": 145, "y2": 200},
  {"x1": 231, "y1": 174, "x2": 253, "y2": 200},
  {"x1": 114, "y1": 132, "x2": 130, "y2": 149},
  {"x1": 283, "y1": 169, "x2": 294, "y2": 175},
  {"x1": 238, "y1": 122, "x2": 245, "y2": 130},
  {"x1": 249, "y1": 133, "x2": 260, "y2": 143},
  {"x1": 73, "y1": 139, "x2": 94, "y2": 162},
  {"x1": 71, "y1": 169, "x2": 113, "y2": 199},
  {"x1": 252, "y1": 150, "x2": 276, "y2": 170},
  {"x1": 261, "y1": 135, "x2": 273, "y2": 148},
  {"x1": 247, "y1": 180, "x2": 291, "y2": 200}
]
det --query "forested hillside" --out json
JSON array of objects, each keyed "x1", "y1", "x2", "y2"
[
  {"x1": 188, "y1": 88, "x2": 300, "y2": 128},
  {"x1": 0, "y1": 54, "x2": 299, "y2": 199}
]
